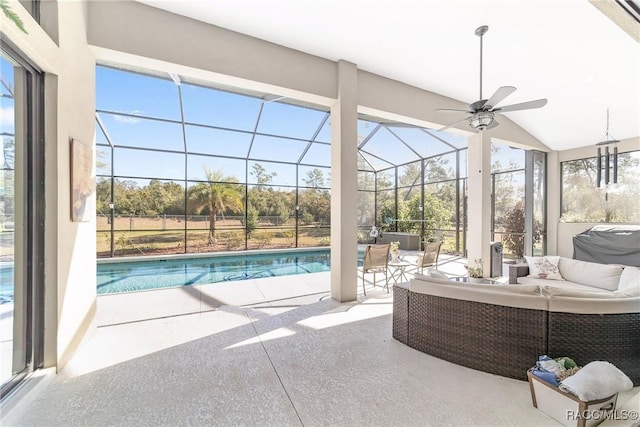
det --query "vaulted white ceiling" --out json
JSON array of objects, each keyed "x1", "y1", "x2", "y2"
[{"x1": 137, "y1": 0, "x2": 639, "y2": 152}]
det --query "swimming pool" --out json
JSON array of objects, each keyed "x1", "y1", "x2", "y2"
[
  {"x1": 97, "y1": 249, "x2": 339, "y2": 294},
  {"x1": 0, "y1": 263, "x2": 13, "y2": 304}
]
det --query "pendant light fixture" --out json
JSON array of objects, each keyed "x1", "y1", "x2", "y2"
[{"x1": 595, "y1": 109, "x2": 619, "y2": 188}]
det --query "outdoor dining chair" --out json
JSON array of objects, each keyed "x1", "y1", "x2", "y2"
[
  {"x1": 362, "y1": 244, "x2": 390, "y2": 295},
  {"x1": 415, "y1": 240, "x2": 443, "y2": 273}
]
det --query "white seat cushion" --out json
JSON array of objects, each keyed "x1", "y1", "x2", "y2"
[{"x1": 517, "y1": 276, "x2": 608, "y2": 293}]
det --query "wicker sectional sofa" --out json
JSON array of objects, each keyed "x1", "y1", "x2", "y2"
[{"x1": 393, "y1": 259, "x2": 640, "y2": 384}]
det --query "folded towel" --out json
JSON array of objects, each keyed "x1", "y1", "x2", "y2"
[
  {"x1": 531, "y1": 368, "x2": 559, "y2": 386},
  {"x1": 537, "y1": 358, "x2": 566, "y2": 375},
  {"x1": 555, "y1": 357, "x2": 577, "y2": 370},
  {"x1": 559, "y1": 361, "x2": 633, "y2": 401}
]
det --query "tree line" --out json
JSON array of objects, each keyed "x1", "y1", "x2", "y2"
[{"x1": 96, "y1": 164, "x2": 331, "y2": 243}]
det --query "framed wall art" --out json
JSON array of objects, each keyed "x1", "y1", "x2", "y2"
[{"x1": 70, "y1": 138, "x2": 94, "y2": 222}]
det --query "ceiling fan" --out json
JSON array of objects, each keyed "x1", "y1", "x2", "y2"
[{"x1": 436, "y1": 25, "x2": 547, "y2": 132}]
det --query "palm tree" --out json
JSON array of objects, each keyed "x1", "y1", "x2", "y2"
[
  {"x1": 1, "y1": 0, "x2": 27, "y2": 33},
  {"x1": 188, "y1": 168, "x2": 244, "y2": 245}
]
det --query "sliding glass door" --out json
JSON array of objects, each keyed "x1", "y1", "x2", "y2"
[{"x1": 0, "y1": 43, "x2": 44, "y2": 398}]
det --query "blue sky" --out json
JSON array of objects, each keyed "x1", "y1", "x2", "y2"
[{"x1": 95, "y1": 65, "x2": 524, "y2": 188}]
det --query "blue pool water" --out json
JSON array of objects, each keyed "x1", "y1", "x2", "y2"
[
  {"x1": 97, "y1": 249, "x2": 338, "y2": 295},
  {"x1": 0, "y1": 264, "x2": 14, "y2": 304}
]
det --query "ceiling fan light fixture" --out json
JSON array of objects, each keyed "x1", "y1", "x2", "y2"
[{"x1": 469, "y1": 112, "x2": 494, "y2": 130}]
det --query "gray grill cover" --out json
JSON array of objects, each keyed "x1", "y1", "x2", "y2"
[{"x1": 573, "y1": 225, "x2": 640, "y2": 266}]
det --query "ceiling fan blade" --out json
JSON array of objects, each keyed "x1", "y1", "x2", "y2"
[
  {"x1": 494, "y1": 98, "x2": 548, "y2": 113},
  {"x1": 435, "y1": 108, "x2": 472, "y2": 114},
  {"x1": 437, "y1": 116, "x2": 471, "y2": 132},
  {"x1": 486, "y1": 119, "x2": 499, "y2": 130},
  {"x1": 484, "y1": 86, "x2": 516, "y2": 109}
]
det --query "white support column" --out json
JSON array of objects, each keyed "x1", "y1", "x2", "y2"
[
  {"x1": 546, "y1": 150, "x2": 560, "y2": 255},
  {"x1": 330, "y1": 60, "x2": 358, "y2": 302},
  {"x1": 466, "y1": 132, "x2": 492, "y2": 276}
]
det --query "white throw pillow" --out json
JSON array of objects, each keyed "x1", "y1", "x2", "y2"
[
  {"x1": 617, "y1": 266, "x2": 640, "y2": 297},
  {"x1": 525, "y1": 256, "x2": 563, "y2": 280},
  {"x1": 559, "y1": 258, "x2": 623, "y2": 291}
]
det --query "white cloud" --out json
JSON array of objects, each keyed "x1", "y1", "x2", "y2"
[{"x1": 113, "y1": 110, "x2": 144, "y2": 124}]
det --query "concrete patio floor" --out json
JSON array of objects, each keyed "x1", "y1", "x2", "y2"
[{"x1": 3, "y1": 253, "x2": 636, "y2": 426}]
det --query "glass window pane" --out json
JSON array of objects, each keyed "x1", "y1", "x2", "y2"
[
  {"x1": 561, "y1": 151, "x2": 640, "y2": 223},
  {"x1": 95, "y1": 119, "x2": 110, "y2": 146},
  {"x1": 298, "y1": 188, "x2": 330, "y2": 228},
  {"x1": 185, "y1": 125, "x2": 252, "y2": 157},
  {"x1": 96, "y1": 66, "x2": 181, "y2": 120},
  {"x1": 424, "y1": 128, "x2": 467, "y2": 149},
  {"x1": 248, "y1": 185, "x2": 295, "y2": 228},
  {"x1": 298, "y1": 165, "x2": 330, "y2": 189},
  {"x1": 257, "y1": 101, "x2": 327, "y2": 140},
  {"x1": 376, "y1": 189, "x2": 395, "y2": 227},
  {"x1": 298, "y1": 227, "x2": 330, "y2": 248},
  {"x1": 248, "y1": 228, "x2": 297, "y2": 250},
  {"x1": 97, "y1": 230, "x2": 111, "y2": 258},
  {"x1": 0, "y1": 74, "x2": 14, "y2": 135},
  {"x1": 533, "y1": 151, "x2": 546, "y2": 255},
  {"x1": 186, "y1": 229, "x2": 245, "y2": 253},
  {"x1": 96, "y1": 145, "x2": 111, "y2": 176},
  {"x1": 96, "y1": 177, "x2": 111, "y2": 224},
  {"x1": 360, "y1": 127, "x2": 420, "y2": 166},
  {"x1": 424, "y1": 152, "x2": 457, "y2": 182},
  {"x1": 181, "y1": 84, "x2": 262, "y2": 131},
  {"x1": 247, "y1": 161, "x2": 295, "y2": 186},
  {"x1": 188, "y1": 155, "x2": 245, "y2": 182},
  {"x1": 491, "y1": 142, "x2": 525, "y2": 172},
  {"x1": 359, "y1": 150, "x2": 393, "y2": 170},
  {"x1": 493, "y1": 170, "x2": 525, "y2": 256},
  {"x1": 1, "y1": 54, "x2": 18, "y2": 385},
  {"x1": 114, "y1": 148, "x2": 184, "y2": 180},
  {"x1": 423, "y1": 181, "x2": 457, "y2": 241},
  {"x1": 358, "y1": 153, "x2": 375, "y2": 172},
  {"x1": 108, "y1": 230, "x2": 184, "y2": 257},
  {"x1": 388, "y1": 126, "x2": 454, "y2": 158},
  {"x1": 99, "y1": 112, "x2": 184, "y2": 151},
  {"x1": 249, "y1": 135, "x2": 307, "y2": 163},
  {"x1": 358, "y1": 191, "x2": 375, "y2": 226},
  {"x1": 358, "y1": 119, "x2": 378, "y2": 143},
  {"x1": 399, "y1": 185, "x2": 420, "y2": 204},
  {"x1": 358, "y1": 170, "x2": 375, "y2": 191},
  {"x1": 459, "y1": 149, "x2": 468, "y2": 179},
  {"x1": 186, "y1": 180, "x2": 245, "y2": 249},
  {"x1": 109, "y1": 178, "x2": 185, "y2": 219},
  {"x1": 300, "y1": 142, "x2": 330, "y2": 167},
  {"x1": 0, "y1": 58, "x2": 13, "y2": 97},
  {"x1": 398, "y1": 161, "x2": 421, "y2": 188},
  {"x1": 377, "y1": 168, "x2": 395, "y2": 190},
  {"x1": 314, "y1": 117, "x2": 331, "y2": 143}
]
